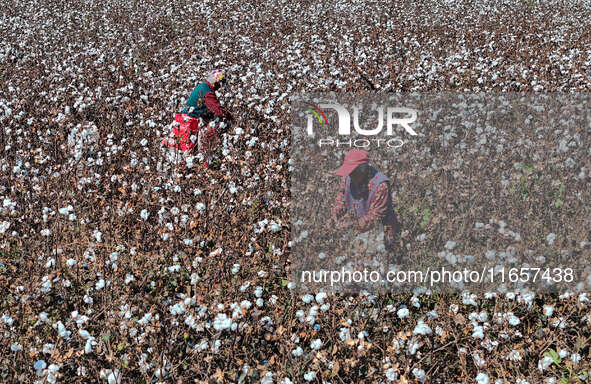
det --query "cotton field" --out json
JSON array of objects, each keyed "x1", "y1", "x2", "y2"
[{"x1": 1, "y1": 0, "x2": 591, "y2": 383}]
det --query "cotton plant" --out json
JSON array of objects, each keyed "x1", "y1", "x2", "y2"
[{"x1": 2, "y1": 1, "x2": 591, "y2": 383}]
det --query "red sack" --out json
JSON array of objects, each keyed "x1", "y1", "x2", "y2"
[
  {"x1": 162, "y1": 114, "x2": 221, "y2": 169},
  {"x1": 164, "y1": 113, "x2": 200, "y2": 151}
]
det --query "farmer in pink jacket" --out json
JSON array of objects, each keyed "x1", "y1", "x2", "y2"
[{"x1": 330, "y1": 149, "x2": 401, "y2": 251}]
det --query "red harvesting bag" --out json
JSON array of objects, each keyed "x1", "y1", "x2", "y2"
[
  {"x1": 169, "y1": 113, "x2": 200, "y2": 151},
  {"x1": 162, "y1": 114, "x2": 221, "y2": 169}
]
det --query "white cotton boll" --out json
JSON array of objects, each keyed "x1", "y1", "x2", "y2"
[
  {"x1": 257, "y1": 270, "x2": 268, "y2": 278},
  {"x1": 2, "y1": 314, "x2": 13, "y2": 326},
  {"x1": 302, "y1": 294, "x2": 314, "y2": 304},
  {"x1": 79, "y1": 329, "x2": 91, "y2": 340},
  {"x1": 472, "y1": 325, "x2": 484, "y2": 339},
  {"x1": 339, "y1": 327, "x2": 351, "y2": 341},
  {"x1": 385, "y1": 367, "x2": 398, "y2": 381},
  {"x1": 315, "y1": 292, "x2": 327, "y2": 304},
  {"x1": 254, "y1": 286, "x2": 263, "y2": 298},
  {"x1": 412, "y1": 367, "x2": 426, "y2": 382},
  {"x1": 310, "y1": 339, "x2": 322, "y2": 350},
  {"x1": 240, "y1": 300, "x2": 252, "y2": 310},
  {"x1": 47, "y1": 364, "x2": 60, "y2": 384},
  {"x1": 100, "y1": 369, "x2": 121, "y2": 384},
  {"x1": 506, "y1": 313, "x2": 520, "y2": 326},
  {"x1": 559, "y1": 291, "x2": 573, "y2": 300},
  {"x1": 140, "y1": 209, "x2": 149, "y2": 220},
  {"x1": 303, "y1": 371, "x2": 316, "y2": 381},
  {"x1": 93, "y1": 230, "x2": 102, "y2": 243},
  {"x1": 169, "y1": 302, "x2": 185, "y2": 315},
  {"x1": 546, "y1": 233, "x2": 556, "y2": 245},
  {"x1": 34, "y1": 360, "x2": 47, "y2": 374},
  {"x1": 41, "y1": 229, "x2": 51, "y2": 236},
  {"x1": 213, "y1": 313, "x2": 232, "y2": 331},
  {"x1": 53, "y1": 321, "x2": 71, "y2": 340},
  {"x1": 543, "y1": 305, "x2": 554, "y2": 317},
  {"x1": 231, "y1": 264, "x2": 240, "y2": 274},
  {"x1": 474, "y1": 353, "x2": 486, "y2": 367},
  {"x1": 95, "y1": 279, "x2": 105, "y2": 290},
  {"x1": 261, "y1": 372, "x2": 274, "y2": 384},
  {"x1": 475, "y1": 373, "x2": 489, "y2": 384},
  {"x1": 125, "y1": 274, "x2": 134, "y2": 284},
  {"x1": 413, "y1": 320, "x2": 432, "y2": 335},
  {"x1": 196, "y1": 203, "x2": 206, "y2": 213},
  {"x1": 397, "y1": 307, "x2": 409, "y2": 319},
  {"x1": 85, "y1": 337, "x2": 97, "y2": 354},
  {"x1": 506, "y1": 350, "x2": 522, "y2": 361},
  {"x1": 0, "y1": 221, "x2": 10, "y2": 234},
  {"x1": 538, "y1": 356, "x2": 554, "y2": 371},
  {"x1": 291, "y1": 346, "x2": 303, "y2": 357},
  {"x1": 462, "y1": 293, "x2": 478, "y2": 306}
]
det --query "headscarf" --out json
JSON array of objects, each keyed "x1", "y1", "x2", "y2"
[{"x1": 207, "y1": 69, "x2": 225, "y2": 85}]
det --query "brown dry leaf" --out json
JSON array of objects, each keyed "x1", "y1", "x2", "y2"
[
  {"x1": 211, "y1": 368, "x2": 225, "y2": 382},
  {"x1": 331, "y1": 361, "x2": 340, "y2": 376}
]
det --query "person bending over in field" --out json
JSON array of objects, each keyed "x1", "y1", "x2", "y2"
[
  {"x1": 162, "y1": 69, "x2": 233, "y2": 156},
  {"x1": 330, "y1": 149, "x2": 401, "y2": 264}
]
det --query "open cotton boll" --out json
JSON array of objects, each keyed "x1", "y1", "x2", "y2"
[
  {"x1": 213, "y1": 313, "x2": 232, "y2": 331},
  {"x1": 413, "y1": 320, "x2": 432, "y2": 335},
  {"x1": 100, "y1": 369, "x2": 121, "y2": 384},
  {"x1": 397, "y1": 307, "x2": 409, "y2": 319},
  {"x1": 475, "y1": 373, "x2": 489, "y2": 384},
  {"x1": 33, "y1": 360, "x2": 47, "y2": 374},
  {"x1": 472, "y1": 325, "x2": 484, "y2": 339},
  {"x1": 310, "y1": 339, "x2": 322, "y2": 350}
]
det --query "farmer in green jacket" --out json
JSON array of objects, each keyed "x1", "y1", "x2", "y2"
[
  {"x1": 163, "y1": 69, "x2": 233, "y2": 153},
  {"x1": 183, "y1": 69, "x2": 233, "y2": 120}
]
